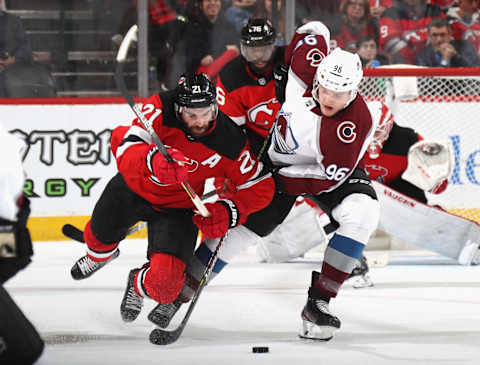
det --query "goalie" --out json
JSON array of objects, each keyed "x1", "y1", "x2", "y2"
[{"x1": 257, "y1": 100, "x2": 479, "y2": 266}]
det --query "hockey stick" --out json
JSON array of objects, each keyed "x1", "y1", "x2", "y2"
[
  {"x1": 149, "y1": 234, "x2": 226, "y2": 345},
  {"x1": 61, "y1": 222, "x2": 147, "y2": 243},
  {"x1": 115, "y1": 24, "x2": 210, "y2": 218}
]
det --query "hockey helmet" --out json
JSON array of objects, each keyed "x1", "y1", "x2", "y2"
[
  {"x1": 175, "y1": 73, "x2": 218, "y2": 119},
  {"x1": 366, "y1": 100, "x2": 394, "y2": 159},
  {"x1": 312, "y1": 48, "x2": 363, "y2": 107},
  {"x1": 240, "y1": 18, "x2": 276, "y2": 63}
]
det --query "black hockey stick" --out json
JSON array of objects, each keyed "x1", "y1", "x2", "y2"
[
  {"x1": 62, "y1": 222, "x2": 147, "y2": 243},
  {"x1": 149, "y1": 234, "x2": 226, "y2": 345},
  {"x1": 114, "y1": 24, "x2": 210, "y2": 218}
]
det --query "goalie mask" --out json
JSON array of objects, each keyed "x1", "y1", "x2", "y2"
[
  {"x1": 367, "y1": 100, "x2": 394, "y2": 159},
  {"x1": 312, "y1": 48, "x2": 363, "y2": 109},
  {"x1": 240, "y1": 18, "x2": 276, "y2": 66}
]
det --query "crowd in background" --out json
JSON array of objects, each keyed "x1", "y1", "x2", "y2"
[
  {"x1": 109, "y1": 0, "x2": 480, "y2": 89},
  {"x1": 1, "y1": 0, "x2": 480, "y2": 95}
]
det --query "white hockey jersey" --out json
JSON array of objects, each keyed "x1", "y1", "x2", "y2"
[{"x1": 0, "y1": 124, "x2": 26, "y2": 221}]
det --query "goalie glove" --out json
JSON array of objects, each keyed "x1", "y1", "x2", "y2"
[
  {"x1": 146, "y1": 145, "x2": 188, "y2": 185},
  {"x1": 192, "y1": 200, "x2": 240, "y2": 239},
  {"x1": 401, "y1": 141, "x2": 452, "y2": 192}
]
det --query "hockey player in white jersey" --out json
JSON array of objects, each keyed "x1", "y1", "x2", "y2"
[
  {"x1": 257, "y1": 100, "x2": 480, "y2": 266},
  {"x1": 149, "y1": 32, "x2": 379, "y2": 342}
]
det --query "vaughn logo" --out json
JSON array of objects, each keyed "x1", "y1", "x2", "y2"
[{"x1": 383, "y1": 188, "x2": 416, "y2": 208}]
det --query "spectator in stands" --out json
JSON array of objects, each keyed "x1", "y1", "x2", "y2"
[
  {"x1": 415, "y1": 17, "x2": 480, "y2": 66},
  {"x1": 0, "y1": 1, "x2": 33, "y2": 97},
  {"x1": 447, "y1": 0, "x2": 480, "y2": 57},
  {"x1": 224, "y1": 0, "x2": 257, "y2": 33},
  {"x1": 379, "y1": 0, "x2": 444, "y2": 64},
  {"x1": 356, "y1": 35, "x2": 390, "y2": 66},
  {"x1": 176, "y1": 0, "x2": 239, "y2": 78},
  {"x1": 369, "y1": 0, "x2": 393, "y2": 20},
  {"x1": 255, "y1": 0, "x2": 286, "y2": 45},
  {"x1": 333, "y1": 0, "x2": 378, "y2": 53},
  {"x1": 295, "y1": 0, "x2": 342, "y2": 35}
]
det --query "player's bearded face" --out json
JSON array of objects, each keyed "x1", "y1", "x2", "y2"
[
  {"x1": 314, "y1": 84, "x2": 351, "y2": 117},
  {"x1": 181, "y1": 106, "x2": 215, "y2": 137}
]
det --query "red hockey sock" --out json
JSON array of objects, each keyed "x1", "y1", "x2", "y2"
[
  {"x1": 142, "y1": 253, "x2": 186, "y2": 303},
  {"x1": 83, "y1": 221, "x2": 119, "y2": 262}
]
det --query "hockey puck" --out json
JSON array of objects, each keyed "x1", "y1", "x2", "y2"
[{"x1": 252, "y1": 346, "x2": 269, "y2": 353}]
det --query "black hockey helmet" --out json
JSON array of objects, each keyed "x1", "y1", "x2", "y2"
[
  {"x1": 240, "y1": 18, "x2": 276, "y2": 47},
  {"x1": 174, "y1": 73, "x2": 218, "y2": 121}
]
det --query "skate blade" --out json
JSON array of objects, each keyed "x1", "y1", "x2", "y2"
[
  {"x1": 352, "y1": 275, "x2": 374, "y2": 289},
  {"x1": 299, "y1": 320, "x2": 336, "y2": 341}
]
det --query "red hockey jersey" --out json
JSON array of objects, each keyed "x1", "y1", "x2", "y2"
[
  {"x1": 447, "y1": 8, "x2": 480, "y2": 53},
  {"x1": 215, "y1": 48, "x2": 285, "y2": 140},
  {"x1": 110, "y1": 90, "x2": 274, "y2": 221}
]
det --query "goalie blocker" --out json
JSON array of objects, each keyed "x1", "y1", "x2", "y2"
[{"x1": 372, "y1": 181, "x2": 480, "y2": 265}]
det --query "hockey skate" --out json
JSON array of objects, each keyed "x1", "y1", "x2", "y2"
[
  {"x1": 299, "y1": 271, "x2": 341, "y2": 341},
  {"x1": 348, "y1": 254, "x2": 373, "y2": 288},
  {"x1": 70, "y1": 249, "x2": 120, "y2": 280},
  {"x1": 148, "y1": 299, "x2": 183, "y2": 328},
  {"x1": 300, "y1": 298, "x2": 341, "y2": 341},
  {"x1": 120, "y1": 269, "x2": 144, "y2": 322}
]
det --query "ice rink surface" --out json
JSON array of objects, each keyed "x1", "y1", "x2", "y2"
[{"x1": 5, "y1": 239, "x2": 480, "y2": 365}]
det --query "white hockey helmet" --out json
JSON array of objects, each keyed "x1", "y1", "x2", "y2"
[
  {"x1": 312, "y1": 48, "x2": 363, "y2": 107},
  {"x1": 366, "y1": 100, "x2": 394, "y2": 159}
]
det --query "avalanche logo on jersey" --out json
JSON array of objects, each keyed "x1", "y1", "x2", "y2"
[
  {"x1": 272, "y1": 111, "x2": 299, "y2": 155},
  {"x1": 247, "y1": 98, "x2": 281, "y2": 127},
  {"x1": 337, "y1": 121, "x2": 357, "y2": 143},
  {"x1": 306, "y1": 48, "x2": 326, "y2": 67}
]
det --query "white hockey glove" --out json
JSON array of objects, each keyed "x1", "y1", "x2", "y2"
[
  {"x1": 401, "y1": 140, "x2": 452, "y2": 192},
  {"x1": 296, "y1": 21, "x2": 331, "y2": 40}
]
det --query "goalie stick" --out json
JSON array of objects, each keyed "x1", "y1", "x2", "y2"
[
  {"x1": 149, "y1": 234, "x2": 226, "y2": 345},
  {"x1": 115, "y1": 24, "x2": 210, "y2": 218}
]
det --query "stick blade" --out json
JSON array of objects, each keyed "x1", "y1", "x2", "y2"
[
  {"x1": 62, "y1": 224, "x2": 85, "y2": 243},
  {"x1": 149, "y1": 327, "x2": 182, "y2": 345}
]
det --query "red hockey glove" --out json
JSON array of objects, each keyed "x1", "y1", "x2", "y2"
[
  {"x1": 192, "y1": 200, "x2": 240, "y2": 239},
  {"x1": 213, "y1": 177, "x2": 236, "y2": 199},
  {"x1": 147, "y1": 144, "x2": 188, "y2": 185},
  {"x1": 430, "y1": 178, "x2": 448, "y2": 194}
]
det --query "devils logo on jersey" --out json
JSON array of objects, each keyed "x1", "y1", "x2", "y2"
[
  {"x1": 247, "y1": 98, "x2": 281, "y2": 128},
  {"x1": 365, "y1": 164, "x2": 388, "y2": 183}
]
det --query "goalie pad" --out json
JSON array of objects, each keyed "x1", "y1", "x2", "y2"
[
  {"x1": 401, "y1": 140, "x2": 452, "y2": 192},
  {"x1": 256, "y1": 198, "x2": 329, "y2": 263},
  {"x1": 372, "y1": 181, "x2": 480, "y2": 265}
]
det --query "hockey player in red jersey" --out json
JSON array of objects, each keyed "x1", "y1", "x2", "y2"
[
  {"x1": 364, "y1": 100, "x2": 448, "y2": 201},
  {"x1": 216, "y1": 18, "x2": 285, "y2": 155},
  {"x1": 150, "y1": 44, "x2": 380, "y2": 341},
  {"x1": 69, "y1": 73, "x2": 274, "y2": 328}
]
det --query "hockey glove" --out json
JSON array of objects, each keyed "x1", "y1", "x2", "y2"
[
  {"x1": 273, "y1": 63, "x2": 288, "y2": 104},
  {"x1": 0, "y1": 197, "x2": 33, "y2": 284},
  {"x1": 213, "y1": 177, "x2": 236, "y2": 199},
  {"x1": 147, "y1": 144, "x2": 188, "y2": 185},
  {"x1": 192, "y1": 200, "x2": 240, "y2": 239}
]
